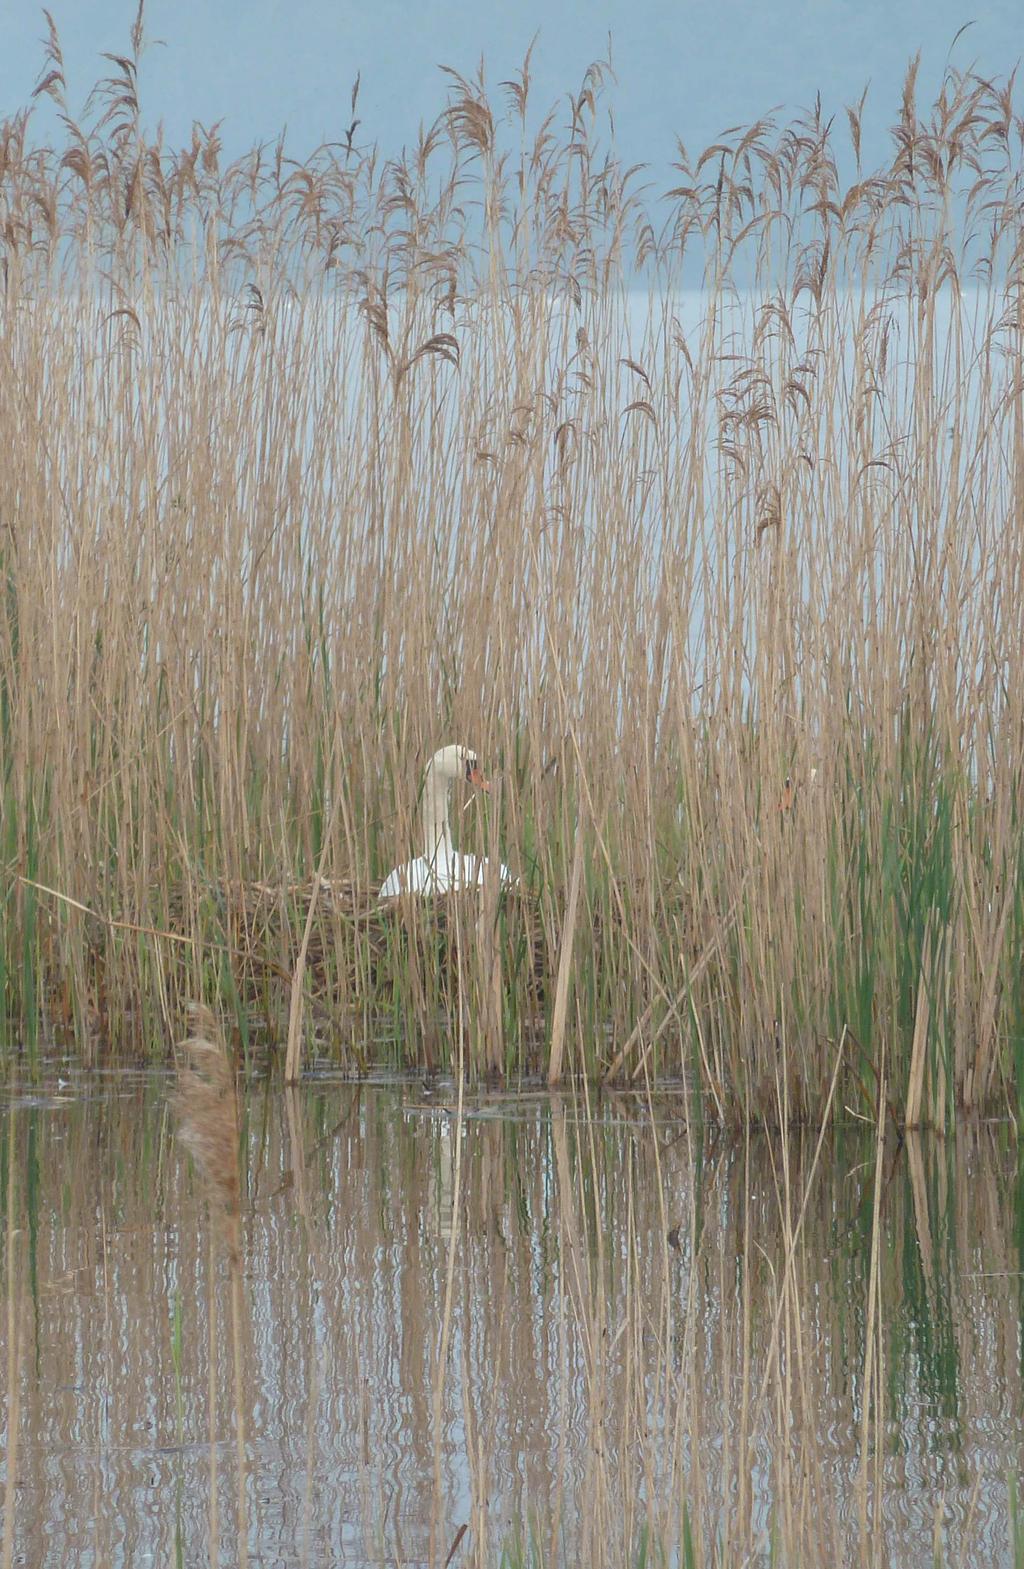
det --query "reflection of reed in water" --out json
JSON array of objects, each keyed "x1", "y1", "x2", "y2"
[
  {"x1": 173, "y1": 1003, "x2": 249, "y2": 1568},
  {"x1": 8, "y1": 1077, "x2": 1024, "y2": 1564},
  {"x1": 3, "y1": 1106, "x2": 25, "y2": 1569}
]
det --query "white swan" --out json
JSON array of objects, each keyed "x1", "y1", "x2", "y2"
[{"x1": 379, "y1": 743, "x2": 514, "y2": 898}]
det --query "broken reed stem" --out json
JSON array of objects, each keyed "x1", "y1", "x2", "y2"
[
  {"x1": 602, "y1": 875, "x2": 753, "y2": 1085},
  {"x1": 548, "y1": 829, "x2": 584, "y2": 1084},
  {"x1": 285, "y1": 771, "x2": 342, "y2": 1083},
  {"x1": 284, "y1": 879, "x2": 322, "y2": 1086},
  {"x1": 17, "y1": 876, "x2": 198, "y2": 948},
  {"x1": 905, "y1": 938, "x2": 931, "y2": 1131}
]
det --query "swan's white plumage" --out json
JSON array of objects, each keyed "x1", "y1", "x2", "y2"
[
  {"x1": 379, "y1": 743, "x2": 515, "y2": 899},
  {"x1": 378, "y1": 847, "x2": 514, "y2": 898}
]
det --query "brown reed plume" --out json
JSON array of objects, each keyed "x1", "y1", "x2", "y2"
[
  {"x1": 173, "y1": 1003, "x2": 241, "y2": 1231},
  {"x1": 172, "y1": 1001, "x2": 250, "y2": 1565}
]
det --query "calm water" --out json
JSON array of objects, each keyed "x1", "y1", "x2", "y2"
[{"x1": 1, "y1": 1070, "x2": 1023, "y2": 1567}]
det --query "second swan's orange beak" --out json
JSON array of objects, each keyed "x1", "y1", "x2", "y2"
[{"x1": 468, "y1": 765, "x2": 490, "y2": 793}]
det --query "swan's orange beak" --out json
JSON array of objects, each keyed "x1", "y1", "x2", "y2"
[{"x1": 469, "y1": 765, "x2": 490, "y2": 793}]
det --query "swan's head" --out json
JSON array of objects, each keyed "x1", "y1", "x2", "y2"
[{"x1": 427, "y1": 743, "x2": 490, "y2": 792}]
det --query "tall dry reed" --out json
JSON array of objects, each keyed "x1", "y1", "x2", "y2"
[{"x1": 1, "y1": 15, "x2": 1023, "y2": 1120}]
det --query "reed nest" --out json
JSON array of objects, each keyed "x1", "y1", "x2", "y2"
[
  {"x1": 180, "y1": 877, "x2": 550, "y2": 1063},
  {"x1": 37, "y1": 869, "x2": 642, "y2": 1074},
  {"x1": 231, "y1": 877, "x2": 546, "y2": 1007}
]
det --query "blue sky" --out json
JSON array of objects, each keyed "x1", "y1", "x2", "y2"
[{"x1": 2, "y1": 1, "x2": 1019, "y2": 176}]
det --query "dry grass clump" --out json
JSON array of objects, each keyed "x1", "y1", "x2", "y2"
[{"x1": 2, "y1": 14, "x2": 1024, "y2": 1121}]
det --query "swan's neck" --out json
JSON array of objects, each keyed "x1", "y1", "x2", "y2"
[{"x1": 422, "y1": 764, "x2": 454, "y2": 865}]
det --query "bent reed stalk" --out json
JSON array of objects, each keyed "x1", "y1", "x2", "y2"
[{"x1": 1, "y1": 18, "x2": 1024, "y2": 1121}]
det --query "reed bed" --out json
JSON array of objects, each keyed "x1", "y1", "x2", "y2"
[{"x1": 2, "y1": 17, "x2": 1024, "y2": 1120}]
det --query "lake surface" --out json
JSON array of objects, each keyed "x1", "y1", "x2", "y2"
[{"x1": 2, "y1": 1070, "x2": 1022, "y2": 1566}]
